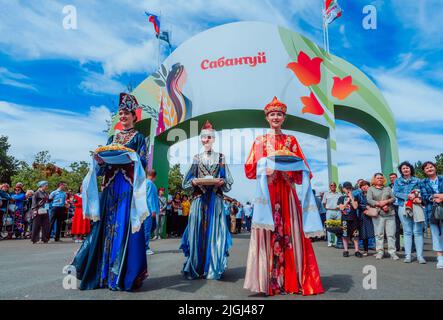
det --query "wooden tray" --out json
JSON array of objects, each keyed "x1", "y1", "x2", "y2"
[{"x1": 194, "y1": 178, "x2": 220, "y2": 186}]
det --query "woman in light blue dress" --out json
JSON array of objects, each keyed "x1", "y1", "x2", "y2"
[{"x1": 180, "y1": 121, "x2": 234, "y2": 280}]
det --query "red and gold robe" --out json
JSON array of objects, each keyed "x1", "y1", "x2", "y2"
[{"x1": 244, "y1": 133, "x2": 324, "y2": 296}]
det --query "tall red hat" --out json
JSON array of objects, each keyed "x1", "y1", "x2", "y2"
[
  {"x1": 264, "y1": 96, "x2": 287, "y2": 115},
  {"x1": 200, "y1": 120, "x2": 215, "y2": 137}
]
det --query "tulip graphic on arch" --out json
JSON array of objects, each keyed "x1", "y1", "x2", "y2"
[
  {"x1": 287, "y1": 51, "x2": 323, "y2": 86},
  {"x1": 300, "y1": 92, "x2": 325, "y2": 116},
  {"x1": 331, "y1": 75, "x2": 359, "y2": 100}
]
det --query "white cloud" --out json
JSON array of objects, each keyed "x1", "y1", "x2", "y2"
[
  {"x1": 364, "y1": 55, "x2": 443, "y2": 124},
  {"x1": 103, "y1": 40, "x2": 158, "y2": 76},
  {"x1": 339, "y1": 25, "x2": 351, "y2": 49},
  {"x1": 374, "y1": 72, "x2": 443, "y2": 123},
  {"x1": 0, "y1": 1, "x2": 157, "y2": 77},
  {"x1": 390, "y1": 0, "x2": 443, "y2": 49},
  {"x1": 397, "y1": 130, "x2": 443, "y2": 163},
  {"x1": 356, "y1": 60, "x2": 443, "y2": 176},
  {"x1": 79, "y1": 71, "x2": 126, "y2": 95},
  {"x1": 0, "y1": 101, "x2": 110, "y2": 167},
  {"x1": 0, "y1": 67, "x2": 37, "y2": 91}
]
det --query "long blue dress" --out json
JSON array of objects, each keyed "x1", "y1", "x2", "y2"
[
  {"x1": 72, "y1": 129, "x2": 148, "y2": 291},
  {"x1": 180, "y1": 151, "x2": 234, "y2": 280}
]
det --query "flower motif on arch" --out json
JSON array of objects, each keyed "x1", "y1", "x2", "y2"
[
  {"x1": 300, "y1": 92, "x2": 325, "y2": 116},
  {"x1": 287, "y1": 51, "x2": 323, "y2": 86},
  {"x1": 331, "y1": 75, "x2": 359, "y2": 100}
]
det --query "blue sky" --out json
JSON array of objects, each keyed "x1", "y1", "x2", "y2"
[{"x1": 1, "y1": 0, "x2": 442, "y2": 200}]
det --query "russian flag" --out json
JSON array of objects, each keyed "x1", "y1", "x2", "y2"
[{"x1": 145, "y1": 12, "x2": 160, "y2": 35}]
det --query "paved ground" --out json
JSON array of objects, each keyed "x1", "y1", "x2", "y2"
[{"x1": 0, "y1": 233, "x2": 442, "y2": 300}]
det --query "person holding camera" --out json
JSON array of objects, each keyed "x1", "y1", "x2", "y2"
[{"x1": 338, "y1": 182, "x2": 362, "y2": 258}]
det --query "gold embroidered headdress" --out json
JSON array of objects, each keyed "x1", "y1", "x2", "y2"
[{"x1": 264, "y1": 96, "x2": 287, "y2": 115}]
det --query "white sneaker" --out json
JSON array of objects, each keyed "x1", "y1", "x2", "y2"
[
  {"x1": 146, "y1": 249, "x2": 155, "y2": 255},
  {"x1": 152, "y1": 236, "x2": 158, "y2": 241},
  {"x1": 327, "y1": 243, "x2": 333, "y2": 247},
  {"x1": 417, "y1": 256, "x2": 427, "y2": 264},
  {"x1": 390, "y1": 253, "x2": 400, "y2": 261},
  {"x1": 375, "y1": 252, "x2": 383, "y2": 260}
]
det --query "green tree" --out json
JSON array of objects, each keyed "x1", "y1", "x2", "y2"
[
  {"x1": 414, "y1": 153, "x2": 443, "y2": 179},
  {"x1": 0, "y1": 135, "x2": 18, "y2": 184},
  {"x1": 64, "y1": 161, "x2": 90, "y2": 191},
  {"x1": 33, "y1": 150, "x2": 53, "y2": 165},
  {"x1": 11, "y1": 162, "x2": 46, "y2": 190},
  {"x1": 435, "y1": 153, "x2": 443, "y2": 174},
  {"x1": 414, "y1": 160, "x2": 425, "y2": 179},
  {"x1": 168, "y1": 164, "x2": 184, "y2": 195}
]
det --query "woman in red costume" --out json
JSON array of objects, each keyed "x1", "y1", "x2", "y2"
[
  {"x1": 71, "y1": 186, "x2": 90, "y2": 243},
  {"x1": 244, "y1": 96, "x2": 324, "y2": 296}
]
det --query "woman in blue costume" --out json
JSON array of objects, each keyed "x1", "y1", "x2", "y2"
[
  {"x1": 180, "y1": 120, "x2": 234, "y2": 280},
  {"x1": 72, "y1": 93, "x2": 149, "y2": 291}
]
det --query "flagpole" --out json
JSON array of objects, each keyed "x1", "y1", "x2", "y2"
[
  {"x1": 157, "y1": 11, "x2": 162, "y2": 69},
  {"x1": 322, "y1": 5, "x2": 329, "y2": 54},
  {"x1": 325, "y1": 23, "x2": 329, "y2": 54},
  {"x1": 322, "y1": 16, "x2": 327, "y2": 53}
]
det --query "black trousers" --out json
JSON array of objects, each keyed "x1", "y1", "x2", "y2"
[
  {"x1": 236, "y1": 218, "x2": 242, "y2": 234},
  {"x1": 50, "y1": 207, "x2": 66, "y2": 241},
  {"x1": 363, "y1": 239, "x2": 369, "y2": 252},
  {"x1": 32, "y1": 213, "x2": 50, "y2": 243},
  {"x1": 178, "y1": 215, "x2": 188, "y2": 236},
  {"x1": 171, "y1": 213, "x2": 179, "y2": 235},
  {"x1": 167, "y1": 211, "x2": 179, "y2": 236}
]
